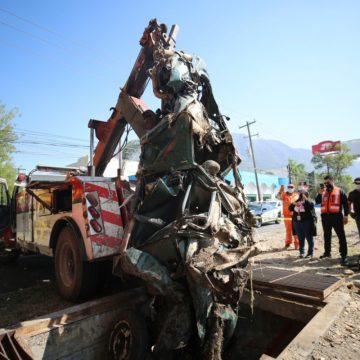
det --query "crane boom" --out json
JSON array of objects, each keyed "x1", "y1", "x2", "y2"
[{"x1": 89, "y1": 19, "x2": 179, "y2": 176}]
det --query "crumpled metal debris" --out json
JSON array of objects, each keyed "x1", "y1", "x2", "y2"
[{"x1": 114, "y1": 20, "x2": 256, "y2": 359}]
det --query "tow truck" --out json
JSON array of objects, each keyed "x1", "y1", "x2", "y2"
[
  {"x1": 1, "y1": 19, "x2": 178, "y2": 302},
  {"x1": 2, "y1": 165, "x2": 131, "y2": 301}
]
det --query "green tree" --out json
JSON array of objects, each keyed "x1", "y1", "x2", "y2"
[
  {"x1": 288, "y1": 159, "x2": 307, "y2": 187},
  {"x1": 0, "y1": 102, "x2": 19, "y2": 192},
  {"x1": 312, "y1": 153, "x2": 328, "y2": 173},
  {"x1": 339, "y1": 174, "x2": 355, "y2": 194},
  {"x1": 287, "y1": 160, "x2": 323, "y2": 199},
  {"x1": 311, "y1": 144, "x2": 356, "y2": 187}
]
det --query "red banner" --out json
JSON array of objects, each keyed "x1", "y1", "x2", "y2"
[{"x1": 312, "y1": 140, "x2": 341, "y2": 155}]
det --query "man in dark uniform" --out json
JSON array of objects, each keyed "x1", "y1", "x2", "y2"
[
  {"x1": 315, "y1": 175, "x2": 349, "y2": 265},
  {"x1": 348, "y1": 177, "x2": 360, "y2": 238}
]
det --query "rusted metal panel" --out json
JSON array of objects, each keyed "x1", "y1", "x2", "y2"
[
  {"x1": 251, "y1": 267, "x2": 298, "y2": 283},
  {"x1": 251, "y1": 267, "x2": 343, "y2": 300}
]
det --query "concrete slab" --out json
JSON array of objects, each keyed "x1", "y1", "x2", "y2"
[
  {"x1": 241, "y1": 289, "x2": 321, "y2": 323},
  {"x1": 276, "y1": 291, "x2": 351, "y2": 360}
]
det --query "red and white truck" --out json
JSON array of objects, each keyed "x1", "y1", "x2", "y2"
[{"x1": 3, "y1": 166, "x2": 131, "y2": 301}]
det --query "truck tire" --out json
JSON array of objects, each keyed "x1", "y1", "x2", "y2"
[
  {"x1": 109, "y1": 311, "x2": 149, "y2": 360},
  {"x1": 55, "y1": 226, "x2": 98, "y2": 302}
]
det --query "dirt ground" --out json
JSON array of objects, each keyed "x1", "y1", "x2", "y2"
[
  {"x1": 0, "y1": 253, "x2": 121, "y2": 328},
  {"x1": 252, "y1": 220, "x2": 360, "y2": 360},
  {"x1": 0, "y1": 220, "x2": 359, "y2": 359},
  {"x1": 0, "y1": 254, "x2": 72, "y2": 328}
]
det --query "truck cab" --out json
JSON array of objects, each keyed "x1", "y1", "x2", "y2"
[{"x1": 3, "y1": 166, "x2": 131, "y2": 301}]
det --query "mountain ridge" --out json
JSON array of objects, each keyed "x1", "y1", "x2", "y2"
[{"x1": 233, "y1": 134, "x2": 360, "y2": 177}]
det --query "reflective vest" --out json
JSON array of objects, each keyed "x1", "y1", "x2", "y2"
[
  {"x1": 321, "y1": 186, "x2": 341, "y2": 214},
  {"x1": 281, "y1": 191, "x2": 297, "y2": 217}
]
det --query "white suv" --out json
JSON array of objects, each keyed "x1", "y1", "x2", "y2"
[
  {"x1": 265, "y1": 200, "x2": 282, "y2": 212},
  {"x1": 249, "y1": 201, "x2": 282, "y2": 227}
]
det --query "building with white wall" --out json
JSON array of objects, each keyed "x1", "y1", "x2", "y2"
[{"x1": 226, "y1": 170, "x2": 284, "y2": 202}]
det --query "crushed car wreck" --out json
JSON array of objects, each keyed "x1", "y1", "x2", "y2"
[{"x1": 111, "y1": 19, "x2": 257, "y2": 359}]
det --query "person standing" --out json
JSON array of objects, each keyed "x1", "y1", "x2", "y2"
[
  {"x1": 315, "y1": 175, "x2": 349, "y2": 265},
  {"x1": 348, "y1": 177, "x2": 360, "y2": 237},
  {"x1": 289, "y1": 191, "x2": 315, "y2": 258},
  {"x1": 277, "y1": 184, "x2": 299, "y2": 249}
]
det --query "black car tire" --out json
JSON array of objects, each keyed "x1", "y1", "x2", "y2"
[{"x1": 55, "y1": 226, "x2": 98, "y2": 301}]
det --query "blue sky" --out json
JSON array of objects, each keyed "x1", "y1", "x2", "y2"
[{"x1": 1, "y1": 0, "x2": 359, "y2": 172}]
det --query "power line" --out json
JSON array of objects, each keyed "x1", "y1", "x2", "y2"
[
  {"x1": 14, "y1": 128, "x2": 88, "y2": 143},
  {"x1": 0, "y1": 37, "x2": 104, "y2": 81},
  {"x1": 0, "y1": 138, "x2": 88, "y2": 148},
  {"x1": 0, "y1": 6, "x2": 121, "y2": 68},
  {"x1": 0, "y1": 16, "x2": 110, "y2": 81},
  {"x1": 14, "y1": 134, "x2": 87, "y2": 144},
  {"x1": 14, "y1": 150, "x2": 82, "y2": 158},
  {"x1": 0, "y1": 19, "x2": 71, "y2": 51},
  {"x1": 0, "y1": 7, "x2": 66, "y2": 37},
  {"x1": 11, "y1": 140, "x2": 88, "y2": 148},
  {"x1": 0, "y1": 6, "x2": 83, "y2": 49},
  {"x1": 0, "y1": 6, "x2": 102, "y2": 56},
  {"x1": 15, "y1": 146, "x2": 86, "y2": 156}
]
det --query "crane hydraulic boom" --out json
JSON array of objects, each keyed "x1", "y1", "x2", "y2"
[{"x1": 89, "y1": 19, "x2": 179, "y2": 176}]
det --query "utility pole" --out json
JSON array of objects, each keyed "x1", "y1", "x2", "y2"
[
  {"x1": 287, "y1": 161, "x2": 292, "y2": 184},
  {"x1": 239, "y1": 120, "x2": 261, "y2": 202}
]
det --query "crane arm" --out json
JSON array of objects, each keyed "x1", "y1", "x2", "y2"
[{"x1": 89, "y1": 20, "x2": 179, "y2": 176}]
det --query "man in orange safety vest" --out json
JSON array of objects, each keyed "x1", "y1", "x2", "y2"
[
  {"x1": 277, "y1": 183, "x2": 299, "y2": 249},
  {"x1": 315, "y1": 175, "x2": 349, "y2": 265}
]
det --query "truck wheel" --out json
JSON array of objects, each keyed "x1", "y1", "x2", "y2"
[
  {"x1": 109, "y1": 311, "x2": 149, "y2": 360},
  {"x1": 55, "y1": 226, "x2": 97, "y2": 301}
]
